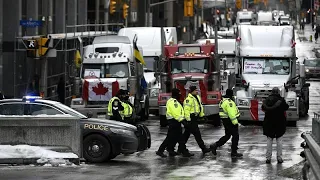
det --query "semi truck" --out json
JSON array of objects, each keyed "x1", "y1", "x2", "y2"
[
  {"x1": 234, "y1": 25, "x2": 310, "y2": 125},
  {"x1": 71, "y1": 36, "x2": 149, "y2": 120},
  {"x1": 157, "y1": 42, "x2": 222, "y2": 127},
  {"x1": 236, "y1": 9, "x2": 254, "y2": 25}
]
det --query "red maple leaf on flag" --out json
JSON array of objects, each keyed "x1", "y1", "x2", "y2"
[{"x1": 92, "y1": 82, "x2": 109, "y2": 95}]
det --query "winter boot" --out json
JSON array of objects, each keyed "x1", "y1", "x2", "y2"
[
  {"x1": 210, "y1": 143, "x2": 218, "y2": 155},
  {"x1": 156, "y1": 151, "x2": 167, "y2": 158},
  {"x1": 231, "y1": 152, "x2": 243, "y2": 158}
]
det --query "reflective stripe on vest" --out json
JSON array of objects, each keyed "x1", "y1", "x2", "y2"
[
  {"x1": 107, "y1": 97, "x2": 120, "y2": 116},
  {"x1": 121, "y1": 102, "x2": 133, "y2": 118}
]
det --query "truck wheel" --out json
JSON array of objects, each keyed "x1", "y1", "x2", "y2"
[
  {"x1": 160, "y1": 115, "x2": 167, "y2": 127},
  {"x1": 207, "y1": 114, "x2": 221, "y2": 127},
  {"x1": 299, "y1": 100, "x2": 307, "y2": 117},
  {"x1": 83, "y1": 134, "x2": 111, "y2": 163}
]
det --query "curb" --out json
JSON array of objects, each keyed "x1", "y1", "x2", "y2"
[{"x1": 0, "y1": 158, "x2": 80, "y2": 165}]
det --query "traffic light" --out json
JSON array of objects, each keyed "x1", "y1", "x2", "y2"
[
  {"x1": 26, "y1": 39, "x2": 38, "y2": 58},
  {"x1": 184, "y1": 0, "x2": 194, "y2": 17},
  {"x1": 264, "y1": 0, "x2": 268, "y2": 6},
  {"x1": 37, "y1": 37, "x2": 49, "y2": 57},
  {"x1": 198, "y1": 0, "x2": 202, "y2": 8},
  {"x1": 236, "y1": 0, "x2": 242, "y2": 9},
  {"x1": 280, "y1": 0, "x2": 283, "y2": 3},
  {"x1": 109, "y1": 0, "x2": 116, "y2": 14},
  {"x1": 123, "y1": 3, "x2": 129, "y2": 19}
]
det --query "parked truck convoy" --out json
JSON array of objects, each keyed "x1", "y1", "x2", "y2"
[
  {"x1": 157, "y1": 42, "x2": 221, "y2": 127},
  {"x1": 234, "y1": 25, "x2": 310, "y2": 125},
  {"x1": 71, "y1": 36, "x2": 149, "y2": 120}
]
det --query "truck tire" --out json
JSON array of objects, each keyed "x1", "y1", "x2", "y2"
[
  {"x1": 83, "y1": 134, "x2": 111, "y2": 163},
  {"x1": 299, "y1": 99, "x2": 307, "y2": 117},
  {"x1": 160, "y1": 115, "x2": 167, "y2": 127}
]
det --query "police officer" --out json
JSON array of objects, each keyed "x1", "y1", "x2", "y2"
[
  {"x1": 210, "y1": 89, "x2": 243, "y2": 158},
  {"x1": 107, "y1": 89, "x2": 125, "y2": 121},
  {"x1": 156, "y1": 88, "x2": 193, "y2": 158},
  {"x1": 178, "y1": 86, "x2": 211, "y2": 154},
  {"x1": 120, "y1": 90, "x2": 135, "y2": 124}
]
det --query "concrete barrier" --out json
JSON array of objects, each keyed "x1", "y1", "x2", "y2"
[{"x1": 0, "y1": 116, "x2": 81, "y2": 157}]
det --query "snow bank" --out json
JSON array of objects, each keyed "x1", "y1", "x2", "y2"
[{"x1": 0, "y1": 145, "x2": 78, "y2": 159}]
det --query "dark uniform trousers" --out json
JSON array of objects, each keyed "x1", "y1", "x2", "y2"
[
  {"x1": 216, "y1": 117, "x2": 239, "y2": 153},
  {"x1": 178, "y1": 114, "x2": 206, "y2": 151},
  {"x1": 158, "y1": 119, "x2": 187, "y2": 153}
]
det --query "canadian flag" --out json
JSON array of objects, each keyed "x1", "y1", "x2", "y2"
[
  {"x1": 82, "y1": 79, "x2": 119, "y2": 101},
  {"x1": 250, "y1": 99, "x2": 265, "y2": 121}
]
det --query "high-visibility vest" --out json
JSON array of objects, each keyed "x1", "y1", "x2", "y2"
[
  {"x1": 121, "y1": 102, "x2": 133, "y2": 118},
  {"x1": 107, "y1": 97, "x2": 121, "y2": 116},
  {"x1": 166, "y1": 98, "x2": 185, "y2": 122},
  {"x1": 219, "y1": 97, "x2": 240, "y2": 125},
  {"x1": 184, "y1": 93, "x2": 205, "y2": 121}
]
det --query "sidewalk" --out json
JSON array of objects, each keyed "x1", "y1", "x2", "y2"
[{"x1": 296, "y1": 24, "x2": 314, "y2": 42}]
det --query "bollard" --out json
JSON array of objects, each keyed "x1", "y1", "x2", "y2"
[{"x1": 310, "y1": 35, "x2": 313, "y2": 42}]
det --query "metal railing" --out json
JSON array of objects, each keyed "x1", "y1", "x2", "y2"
[{"x1": 301, "y1": 112, "x2": 320, "y2": 180}]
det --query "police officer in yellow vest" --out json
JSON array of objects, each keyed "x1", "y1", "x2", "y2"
[
  {"x1": 156, "y1": 88, "x2": 193, "y2": 158},
  {"x1": 107, "y1": 89, "x2": 125, "y2": 121},
  {"x1": 210, "y1": 89, "x2": 243, "y2": 158},
  {"x1": 178, "y1": 86, "x2": 211, "y2": 154},
  {"x1": 120, "y1": 90, "x2": 135, "y2": 124}
]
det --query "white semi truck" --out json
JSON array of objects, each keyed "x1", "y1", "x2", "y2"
[
  {"x1": 235, "y1": 25, "x2": 310, "y2": 125},
  {"x1": 71, "y1": 36, "x2": 149, "y2": 120},
  {"x1": 117, "y1": 27, "x2": 177, "y2": 115},
  {"x1": 236, "y1": 9, "x2": 254, "y2": 25}
]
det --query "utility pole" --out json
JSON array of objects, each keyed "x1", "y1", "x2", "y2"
[
  {"x1": 104, "y1": 0, "x2": 109, "y2": 31},
  {"x1": 214, "y1": 0, "x2": 220, "y2": 90}
]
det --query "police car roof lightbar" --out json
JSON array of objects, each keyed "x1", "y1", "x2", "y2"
[{"x1": 22, "y1": 96, "x2": 42, "y2": 100}]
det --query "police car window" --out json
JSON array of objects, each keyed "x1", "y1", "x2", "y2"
[
  {"x1": 0, "y1": 103, "x2": 24, "y2": 115},
  {"x1": 25, "y1": 104, "x2": 63, "y2": 115}
]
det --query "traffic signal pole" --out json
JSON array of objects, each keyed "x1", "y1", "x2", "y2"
[{"x1": 104, "y1": 0, "x2": 109, "y2": 31}]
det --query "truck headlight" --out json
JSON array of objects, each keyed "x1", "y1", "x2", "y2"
[
  {"x1": 237, "y1": 99, "x2": 249, "y2": 106},
  {"x1": 306, "y1": 69, "x2": 309, "y2": 72},
  {"x1": 286, "y1": 100, "x2": 295, "y2": 106},
  {"x1": 110, "y1": 128, "x2": 135, "y2": 136}
]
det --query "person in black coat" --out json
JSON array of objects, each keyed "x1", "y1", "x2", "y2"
[{"x1": 261, "y1": 87, "x2": 289, "y2": 164}]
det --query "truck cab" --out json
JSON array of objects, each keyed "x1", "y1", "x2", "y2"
[
  {"x1": 235, "y1": 25, "x2": 310, "y2": 124},
  {"x1": 236, "y1": 9, "x2": 254, "y2": 25},
  {"x1": 157, "y1": 42, "x2": 221, "y2": 127}
]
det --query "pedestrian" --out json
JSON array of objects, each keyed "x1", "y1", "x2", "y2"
[
  {"x1": 156, "y1": 88, "x2": 193, "y2": 158},
  {"x1": 210, "y1": 89, "x2": 243, "y2": 158},
  {"x1": 120, "y1": 90, "x2": 135, "y2": 125},
  {"x1": 301, "y1": 21, "x2": 305, "y2": 34},
  {"x1": 261, "y1": 87, "x2": 289, "y2": 164},
  {"x1": 57, "y1": 77, "x2": 65, "y2": 103},
  {"x1": 107, "y1": 89, "x2": 125, "y2": 121},
  {"x1": 178, "y1": 86, "x2": 211, "y2": 154},
  {"x1": 27, "y1": 75, "x2": 40, "y2": 96}
]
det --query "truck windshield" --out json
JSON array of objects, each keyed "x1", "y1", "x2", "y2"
[
  {"x1": 305, "y1": 59, "x2": 320, "y2": 67},
  {"x1": 243, "y1": 58, "x2": 290, "y2": 75},
  {"x1": 143, "y1": 56, "x2": 156, "y2": 72},
  {"x1": 81, "y1": 63, "x2": 129, "y2": 78},
  {"x1": 171, "y1": 58, "x2": 209, "y2": 74}
]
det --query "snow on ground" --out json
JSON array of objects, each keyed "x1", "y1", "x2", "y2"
[{"x1": 0, "y1": 145, "x2": 78, "y2": 166}]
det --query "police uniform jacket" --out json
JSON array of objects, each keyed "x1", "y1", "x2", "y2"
[
  {"x1": 219, "y1": 97, "x2": 240, "y2": 125},
  {"x1": 184, "y1": 93, "x2": 205, "y2": 121},
  {"x1": 166, "y1": 98, "x2": 185, "y2": 122}
]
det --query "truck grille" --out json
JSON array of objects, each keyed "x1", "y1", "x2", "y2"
[
  {"x1": 136, "y1": 124, "x2": 151, "y2": 151},
  {"x1": 254, "y1": 90, "x2": 272, "y2": 99},
  {"x1": 87, "y1": 101, "x2": 108, "y2": 106}
]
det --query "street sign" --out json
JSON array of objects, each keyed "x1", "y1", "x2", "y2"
[{"x1": 19, "y1": 20, "x2": 42, "y2": 28}]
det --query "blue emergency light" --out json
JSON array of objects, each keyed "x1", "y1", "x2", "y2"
[{"x1": 22, "y1": 96, "x2": 42, "y2": 101}]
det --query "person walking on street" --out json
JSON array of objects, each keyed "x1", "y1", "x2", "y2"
[
  {"x1": 107, "y1": 89, "x2": 125, "y2": 121},
  {"x1": 262, "y1": 87, "x2": 289, "y2": 164},
  {"x1": 210, "y1": 89, "x2": 243, "y2": 158},
  {"x1": 178, "y1": 86, "x2": 211, "y2": 154},
  {"x1": 156, "y1": 88, "x2": 193, "y2": 158}
]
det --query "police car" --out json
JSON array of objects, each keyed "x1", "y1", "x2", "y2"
[{"x1": 0, "y1": 96, "x2": 151, "y2": 163}]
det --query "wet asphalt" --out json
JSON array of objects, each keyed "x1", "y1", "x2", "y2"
[{"x1": 0, "y1": 24, "x2": 319, "y2": 180}]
